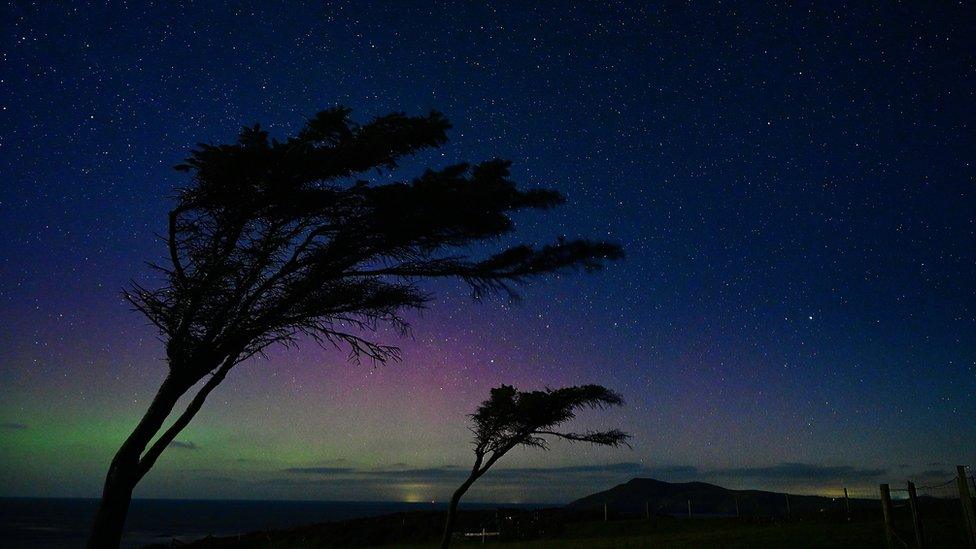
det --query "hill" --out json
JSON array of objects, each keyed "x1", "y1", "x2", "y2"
[{"x1": 567, "y1": 478, "x2": 871, "y2": 518}]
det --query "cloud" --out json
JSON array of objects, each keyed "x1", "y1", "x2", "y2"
[
  {"x1": 168, "y1": 440, "x2": 198, "y2": 450},
  {"x1": 268, "y1": 461, "x2": 884, "y2": 492},
  {"x1": 260, "y1": 477, "x2": 397, "y2": 487},
  {"x1": 285, "y1": 467, "x2": 357, "y2": 475},
  {"x1": 914, "y1": 469, "x2": 949, "y2": 477},
  {"x1": 644, "y1": 465, "x2": 700, "y2": 477},
  {"x1": 360, "y1": 466, "x2": 465, "y2": 479},
  {"x1": 709, "y1": 463, "x2": 886, "y2": 481},
  {"x1": 1, "y1": 422, "x2": 27, "y2": 430},
  {"x1": 908, "y1": 469, "x2": 954, "y2": 483},
  {"x1": 197, "y1": 475, "x2": 239, "y2": 483},
  {"x1": 278, "y1": 462, "x2": 660, "y2": 483},
  {"x1": 500, "y1": 462, "x2": 647, "y2": 475}
]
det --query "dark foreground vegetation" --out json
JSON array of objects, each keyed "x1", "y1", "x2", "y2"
[{"x1": 155, "y1": 501, "x2": 972, "y2": 548}]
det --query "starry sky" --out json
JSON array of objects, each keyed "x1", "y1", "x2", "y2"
[{"x1": 1, "y1": 2, "x2": 974, "y2": 504}]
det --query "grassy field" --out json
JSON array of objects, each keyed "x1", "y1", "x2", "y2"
[
  {"x1": 503, "y1": 518, "x2": 886, "y2": 548},
  {"x1": 413, "y1": 517, "x2": 966, "y2": 548},
  {"x1": 181, "y1": 514, "x2": 972, "y2": 548},
  {"x1": 542, "y1": 518, "x2": 973, "y2": 548}
]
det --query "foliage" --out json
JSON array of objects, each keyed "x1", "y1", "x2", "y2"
[
  {"x1": 128, "y1": 107, "x2": 623, "y2": 384},
  {"x1": 471, "y1": 385, "x2": 631, "y2": 458},
  {"x1": 442, "y1": 384, "x2": 629, "y2": 548}
]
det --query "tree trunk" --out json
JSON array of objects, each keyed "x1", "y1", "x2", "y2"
[
  {"x1": 440, "y1": 477, "x2": 476, "y2": 549},
  {"x1": 86, "y1": 375, "x2": 188, "y2": 548},
  {"x1": 87, "y1": 462, "x2": 138, "y2": 549}
]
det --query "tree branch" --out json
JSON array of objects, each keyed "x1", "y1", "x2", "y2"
[
  {"x1": 168, "y1": 209, "x2": 186, "y2": 285},
  {"x1": 532, "y1": 429, "x2": 632, "y2": 448}
]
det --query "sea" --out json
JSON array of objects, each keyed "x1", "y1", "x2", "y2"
[{"x1": 0, "y1": 498, "x2": 542, "y2": 548}]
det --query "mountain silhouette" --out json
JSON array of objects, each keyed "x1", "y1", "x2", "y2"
[{"x1": 568, "y1": 478, "x2": 871, "y2": 517}]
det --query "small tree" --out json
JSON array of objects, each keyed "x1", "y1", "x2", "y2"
[
  {"x1": 441, "y1": 385, "x2": 630, "y2": 548},
  {"x1": 87, "y1": 108, "x2": 622, "y2": 548}
]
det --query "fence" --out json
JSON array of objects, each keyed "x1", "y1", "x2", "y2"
[
  {"x1": 568, "y1": 465, "x2": 976, "y2": 548},
  {"x1": 880, "y1": 465, "x2": 976, "y2": 549}
]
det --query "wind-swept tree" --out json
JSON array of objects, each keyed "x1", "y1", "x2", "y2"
[
  {"x1": 441, "y1": 384, "x2": 630, "y2": 548},
  {"x1": 87, "y1": 108, "x2": 623, "y2": 548}
]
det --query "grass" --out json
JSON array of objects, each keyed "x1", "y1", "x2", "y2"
[
  {"x1": 177, "y1": 513, "x2": 973, "y2": 548},
  {"x1": 416, "y1": 517, "x2": 969, "y2": 549},
  {"x1": 494, "y1": 518, "x2": 887, "y2": 548}
]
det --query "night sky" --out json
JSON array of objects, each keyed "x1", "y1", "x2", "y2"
[{"x1": 1, "y1": 2, "x2": 974, "y2": 504}]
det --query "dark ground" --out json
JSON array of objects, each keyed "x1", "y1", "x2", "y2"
[{"x1": 158, "y1": 501, "x2": 972, "y2": 548}]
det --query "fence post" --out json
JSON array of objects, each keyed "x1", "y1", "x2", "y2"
[
  {"x1": 603, "y1": 502, "x2": 608, "y2": 523},
  {"x1": 844, "y1": 487, "x2": 851, "y2": 521},
  {"x1": 645, "y1": 501, "x2": 650, "y2": 520},
  {"x1": 907, "y1": 481, "x2": 924, "y2": 549},
  {"x1": 958, "y1": 466, "x2": 976, "y2": 548},
  {"x1": 687, "y1": 499, "x2": 692, "y2": 518},
  {"x1": 880, "y1": 483, "x2": 894, "y2": 549},
  {"x1": 735, "y1": 493, "x2": 740, "y2": 518},
  {"x1": 785, "y1": 493, "x2": 791, "y2": 520}
]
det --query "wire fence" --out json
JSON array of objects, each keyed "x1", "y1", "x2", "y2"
[
  {"x1": 878, "y1": 465, "x2": 976, "y2": 548},
  {"x1": 568, "y1": 465, "x2": 976, "y2": 548}
]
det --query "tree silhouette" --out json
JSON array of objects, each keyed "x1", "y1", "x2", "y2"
[
  {"x1": 440, "y1": 384, "x2": 630, "y2": 548},
  {"x1": 87, "y1": 108, "x2": 623, "y2": 548}
]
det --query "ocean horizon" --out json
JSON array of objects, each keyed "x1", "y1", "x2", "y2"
[{"x1": 0, "y1": 497, "x2": 553, "y2": 548}]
